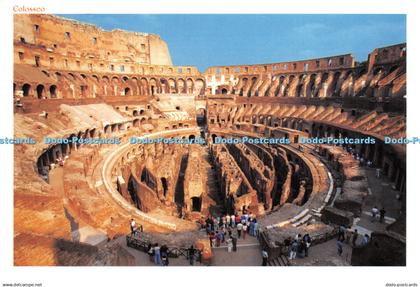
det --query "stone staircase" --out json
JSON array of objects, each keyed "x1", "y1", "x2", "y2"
[{"x1": 268, "y1": 254, "x2": 290, "y2": 266}]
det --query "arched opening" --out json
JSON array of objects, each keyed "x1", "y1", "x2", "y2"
[
  {"x1": 124, "y1": 87, "x2": 130, "y2": 96},
  {"x1": 308, "y1": 74, "x2": 317, "y2": 97},
  {"x1": 128, "y1": 175, "x2": 141, "y2": 209},
  {"x1": 133, "y1": 110, "x2": 139, "y2": 117},
  {"x1": 22, "y1": 83, "x2": 31, "y2": 97},
  {"x1": 196, "y1": 108, "x2": 206, "y2": 127},
  {"x1": 191, "y1": 196, "x2": 201, "y2": 212},
  {"x1": 49, "y1": 85, "x2": 57, "y2": 98},
  {"x1": 36, "y1": 84, "x2": 45, "y2": 99},
  {"x1": 194, "y1": 79, "x2": 205, "y2": 95},
  {"x1": 188, "y1": 134, "x2": 195, "y2": 141},
  {"x1": 211, "y1": 134, "x2": 217, "y2": 143},
  {"x1": 221, "y1": 88, "x2": 228, "y2": 95},
  {"x1": 296, "y1": 83, "x2": 304, "y2": 97},
  {"x1": 177, "y1": 78, "x2": 186, "y2": 93},
  {"x1": 161, "y1": 177, "x2": 168, "y2": 197},
  {"x1": 331, "y1": 72, "x2": 341, "y2": 96}
]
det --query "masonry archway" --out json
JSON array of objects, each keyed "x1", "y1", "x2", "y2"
[
  {"x1": 22, "y1": 83, "x2": 31, "y2": 97},
  {"x1": 36, "y1": 84, "x2": 45, "y2": 99}
]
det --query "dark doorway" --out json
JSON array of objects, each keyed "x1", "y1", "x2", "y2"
[
  {"x1": 22, "y1": 84, "x2": 31, "y2": 97},
  {"x1": 36, "y1": 84, "x2": 44, "y2": 99},
  {"x1": 191, "y1": 196, "x2": 201, "y2": 212},
  {"x1": 128, "y1": 175, "x2": 141, "y2": 209},
  {"x1": 49, "y1": 85, "x2": 57, "y2": 98},
  {"x1": 161, "y1": 177, "x2": 168, "y2": 197}
]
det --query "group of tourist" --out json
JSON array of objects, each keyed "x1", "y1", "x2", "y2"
[
  {"x1": 147, "y1": 243, "x2": 169, "y2": 266},
  {"x1": 336, "y1": 225, "x2": 371, "y2": 256},
  {"x1": 146, "y1": 243, "x2": 197, "y2": 266},
  {"x1": 345, "y1": 146, "x2": 373, "y2": 168},
  {"x1": 285, "y1": 233, "x2": 312, "y2": 260},
  {"x1": 129, "y1": 218, "x2": 144, "y2": 237},
  {"x1": 371, "y1": 206, "x2": 387, "y2": 223},
  {"x1": 204, "y1": 212, "x2": 259, "y2": 252},
  {"x1": 129, "y1": 219, "x2": 198, "y2": 266}
]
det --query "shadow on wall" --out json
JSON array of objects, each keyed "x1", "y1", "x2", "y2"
[
  {"x1": 351, "y1": 231, "x2": 406, "y2": 266},
  {"x1": 54, "y1": 237, "x2": 135, "y2": 266}
]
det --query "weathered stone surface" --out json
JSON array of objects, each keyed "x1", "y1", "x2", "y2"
[
  {"x1": 351, "y1": 231, "x2": 406, "y2": 266},
  {"x1": 321, "y1": 206, "x2": 354, "y2": 227}
]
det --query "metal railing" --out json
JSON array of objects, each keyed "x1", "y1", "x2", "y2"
[{"x1": 126, "y1": 233, "x2": 203, "y2": 263}]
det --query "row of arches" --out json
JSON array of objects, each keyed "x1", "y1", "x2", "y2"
[
  {"x1": 223, "y1": 64, "x2": 404, "y2": 99},
  {"x1": 14, "y1": 70, "x2": 206, "y2": 99},
  {"x1": 15, "y1": 83, "x2": 57, "y2": 99}
]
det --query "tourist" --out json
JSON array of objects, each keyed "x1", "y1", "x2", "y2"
[
  {"x1": 232, "y1": 232, "x2": 238, "y2": 252},
  {"x1": 367, "y1": 160, "x2": 373, "y2": 167},
  {"x1": 226, "y1": 237, "x2": 233, "y2": 252},
  {"x1": 249, "y1": 219, "x2": 255, "y2": 236},
  {"x1": 216, "y1": 231, "x2": 223, "y2": 247},
  {"x1": 213, "y1": 217, "x2": 219, "y2": 231},
  {"x1": 241, "y1": 212, "x2": 247, "y2": 224},
  {"x1": 188, "y1": 245, "x2": 195, "y2": 265},
  {"x1": 153, "y1": 243, "x2": 161, "y2": 265},
  {"x1": 210, "y1": 217, "x2": 215, "y2": 231},
  {"x1": 352, "y1": 229, "x2": 359, "y2": 247},
  {"x1": 226, "y1": 214, "x2": 231, "y2": 226},
  {"x1": 136, "y1": 223, "x2": 143, "y2": 237},
  {"x1": 209, "y1": 231, "x2": 216, "y2": 247},
  {"x1": 161, "y1": 245, "x2": 169, "y2": 266},
  {"x1": 380, "y1": 207, "x2": 386, "y2": 223},
  {"x1": 237, "y1": 222, "x2": 243, "y2": 238},
  {"x1": 138, "y1": 223, "x2": 143, "y2": 232},
  {"x1": 220, "y1": 227, "x2": 226, "y2": 243},
  {"x1": 235, "y1": 213, "x2": 240, "y2": 226},
  {"x1": 362, "y1": 234, "x2": 370, "y2": 246},
  {"x1": 338, "y1": 225, "x2": 346, "y2": 241},
  {"x1": 297, "y1": 238, "x2": 305, "y2": 258},
  {"x1": 246, "y1": 218, "x2": 251, "y2": 234},
  {"x1": 253, "y1": 219, "x2": 259, "y2": 237},
  {"x1": 371, "y1": 206, "x2": 379, "y2": 222},
  {"x1": 345, "y1": 227, "x2": 353, "y2": 244},
  {"x1": 231, "y1": 214, "x2": 236, "y2": 227},
  {"x1": 262, "y1": 249, "x2": 269, "y2": 266},
  {"x1": 376, "y1": 168, "x2": 381, "y2": 178},
  {"x1": 242, "y1": 223, "x2": 247, "y2": 239},
  {"x1": 289, "y1": 239, "x2": 298, "y2": 260},
  {"x1": 302, "y1": 233, "x2": 311, "y2": 257},
  {"x1": 337, "y1": 239, "x2": 344, "y2": 256},
  {"x1": 130, "y1": 218, "x2": 136, "y2": 236},
  {"x1": 147, "y1": 243, "x2": 154, "y2": 262},
  {"x1": 227, "y1": 227, "x2": 232, "y2": 238}
]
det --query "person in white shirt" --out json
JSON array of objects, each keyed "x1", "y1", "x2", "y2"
[
  {"x1": 130, "y1": 218, "x2": 136, "y2": 236},
  {"x1": 237, "y1": 222, "x2": 243, "y2": 238},
  {"x1": 371, "y1": 206, "x2": 379, "y2": 222},
  {"x1": 262, "y1": 249, "x2": 269, "y2": 266},
  {"x1": 242, "y1": 223, "x2": 247, "y2": 239}
]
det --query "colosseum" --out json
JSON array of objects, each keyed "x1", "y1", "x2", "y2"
[{"x1": 13, "y1": 14, "x2": 406, "y2": 266}]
